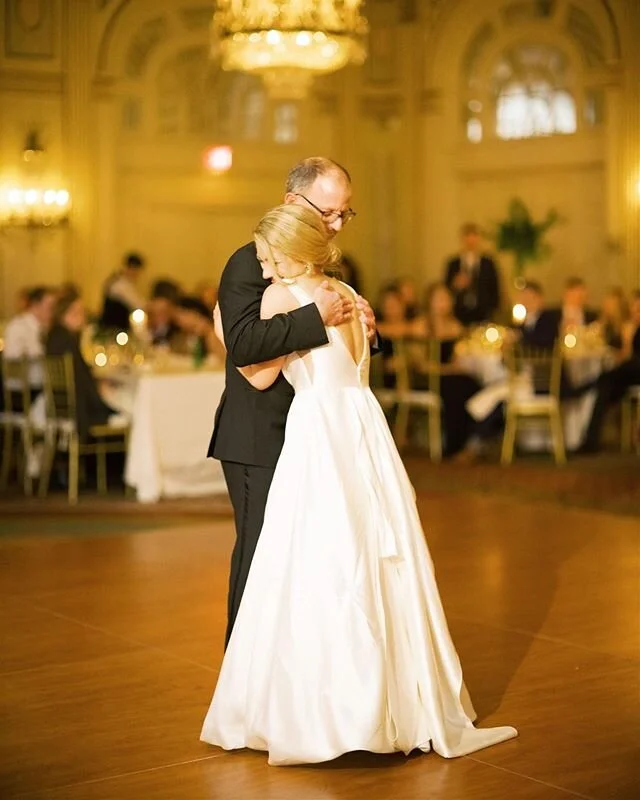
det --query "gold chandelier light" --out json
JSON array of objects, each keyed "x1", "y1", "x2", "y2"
[{"x1": 211, "y1": 0, "x2": 368, "y2": 99}]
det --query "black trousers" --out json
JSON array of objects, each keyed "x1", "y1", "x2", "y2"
[
  {"x1": 583, "y1": 358, "x2": 640, "y2": 449},
  {"x1": 221, "y1": 460, "x2": 276, "y2": 649}
]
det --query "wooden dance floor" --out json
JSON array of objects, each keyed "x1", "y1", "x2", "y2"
[{"x1": 1, "y1": 489, "x2": 638, "y2": 799}]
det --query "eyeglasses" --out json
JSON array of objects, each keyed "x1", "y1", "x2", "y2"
[{"x1": 295, "y1": 194, "x2": 357, "y2": 225}]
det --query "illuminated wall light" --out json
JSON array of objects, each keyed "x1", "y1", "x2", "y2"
[{"x1": 204, "y1": 145, "x2": 233, "y2": 174}]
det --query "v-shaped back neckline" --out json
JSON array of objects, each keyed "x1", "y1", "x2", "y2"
[{"x1": 286, "y1": 280, "x2": 367, "y2": 371}]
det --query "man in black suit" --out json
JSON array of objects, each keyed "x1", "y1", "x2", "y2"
[
  {"x1": 210, "y1": 157, "x2": 376, "y2": 647},
  {"x1": 546, "y1": 276, "x2": 598, "y2": 332},
  {"x1": 516, "y1": 280, "x2": 559, "y2": 349},
  {"x1": 445, "y1": 223, "x2": 501, "y2": 325}
]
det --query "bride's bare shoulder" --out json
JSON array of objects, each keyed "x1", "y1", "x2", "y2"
[
  {"x1": 261, "y1": 282, "x2": 300, "y2": 319},
  {"x1": 329, "y1": 277, "x2": 357, "y2": 299}
]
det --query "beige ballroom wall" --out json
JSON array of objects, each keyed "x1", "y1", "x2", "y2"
[{"x1": 0, "y1": 0, "x2": 638, "y2": 319}]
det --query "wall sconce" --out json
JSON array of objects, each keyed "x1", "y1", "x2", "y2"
[
  {"x1": 204, "y1": 145, "x2": 233, "y2": 174},
  {"x1": 0, "y1": 131, "x2": 71, "y2": 229}
]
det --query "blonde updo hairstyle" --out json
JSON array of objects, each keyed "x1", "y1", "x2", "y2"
[{"x1": 254, "y1": 204, "x2": 341, "y2": 280}]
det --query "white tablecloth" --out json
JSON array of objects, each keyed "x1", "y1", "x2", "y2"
[
  {"x1": 124, "y1": 370, "x2": 227, "y2": 503},
  {"x1": 463, "y1": 351, "x2": 608, "y2": 452}
]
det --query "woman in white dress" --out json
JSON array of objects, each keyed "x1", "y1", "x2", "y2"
[{"x1": 201, "y1": 204, "x2": 517, "y2": 766}]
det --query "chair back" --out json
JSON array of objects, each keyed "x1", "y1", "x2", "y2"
[
  {"x1": 42, "y1": 354, "x2": 77, "y2": 425},
  {"x1": 393, "y1": 337, "x2": 442, "y2": 395},
  {"x1": 504, "y1": 344, "x2": 562, "y2": 400},
  {"x1": 1, "y1": 357, "x2": 33, "y2": 415}
]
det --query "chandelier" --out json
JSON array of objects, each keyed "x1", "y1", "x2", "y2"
[
  {"x1": 211, "y1": 0, "x2": 368, "y2": 99},
  {"x1": 0, "y1": 132, "x2": 70, "y2": 229}
]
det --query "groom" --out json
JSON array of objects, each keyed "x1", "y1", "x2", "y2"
[{"x1": 210, "y1": 157, "x2": 376, "y2": 646}]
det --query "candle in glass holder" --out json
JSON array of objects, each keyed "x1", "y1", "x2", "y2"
[
  {"x1": 512, "y1": 303, "x2": 526, "y2": 325},
  {"x1": 129, "y1": 308, "x2": 148, "y2": 342}
]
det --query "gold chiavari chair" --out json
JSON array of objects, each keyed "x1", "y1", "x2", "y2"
[
  {"x1": 501, "y1": 343, "x2": 566, "y2": 466},
  {"x1": 0, "y1": 357, "x2": 36, "y2": 495},
  {"x1": 372, "y1": 337, "x2": 442, "y2": 462},
  {"x1": 39, "y1": 353, "x2": 129, "y2": 504}
]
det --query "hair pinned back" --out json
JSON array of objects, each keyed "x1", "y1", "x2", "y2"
[{"x1": 254, "y1": 204, "x2": 341, "y2": 272}]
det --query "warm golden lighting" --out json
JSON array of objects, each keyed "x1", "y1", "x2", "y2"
[
  {"x1": 116, "y1": 331, "x2": 129, "y2": 346},
  {"x1": 204, "y1": 145, "x2": 233, "y2": 173},
  {"x1": 0, "y1": 185, "x2": 71, "y2": 228},
  {"x1": 131, "y1": 309, "x2": 146, "y2": 325},
  {"x1": 211, "y1": 1, "x2": 368, "y2": 99},
  {"x1": 485, "y1": 326, "x2": 500, "y2": 344},
  {"x1": 564, "y1": 333, "x2": 577, "y2": 349},
  {"x1": 512, "y1": 303, "x2": 527, "y2": 323},
  {"x1": 94, "y1": 352, "x2": 108, "y2": 368}
]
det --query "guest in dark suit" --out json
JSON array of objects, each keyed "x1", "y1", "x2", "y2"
[
  {"x1": 210, "y1": 157, "x2": 377, "y2": 647},
  {"x1": 580, "y1": 290, "x2": 640, "y2": 452},
  {"x1": 99, "y1": 252, "x2": 146, "y2": 331},
  {"x1": 515, "y1": 280, "x2": 559, "y2": 349},
  {"x1": 46, "y1": 291, "x2": 115, "y2": 442},
  {"x1": 148, "y1": 279, "x2": 181, "y2": 348},
  {"x1": 547, "y1": 276, "x2": 598, "y2": 333},
  {"x1": 445, "y1": 223, "x2": 501, "y2": 325}
]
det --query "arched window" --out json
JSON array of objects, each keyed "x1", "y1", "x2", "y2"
[{"x1": 493, "y1": 45, "x2": 577, "y2": 140}]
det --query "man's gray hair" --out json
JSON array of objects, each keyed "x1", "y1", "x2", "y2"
[{"x1": 285, "y1": 157, "x2": 351, "y2": 195}]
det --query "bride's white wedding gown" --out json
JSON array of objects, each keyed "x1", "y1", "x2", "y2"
[{"x1": 201, "y1": 283, "x2": 517, "y2": 766}]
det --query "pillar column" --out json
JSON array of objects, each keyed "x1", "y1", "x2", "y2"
[{"x1": 64, "y1": 0, "x2": 95, "y2": 301}]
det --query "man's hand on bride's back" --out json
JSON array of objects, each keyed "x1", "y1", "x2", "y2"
[{"x1": 314, "y1": 281, "x2": 353, "y2": 327}]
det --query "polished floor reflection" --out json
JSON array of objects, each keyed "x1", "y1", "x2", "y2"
[{"x1": 1, "y1": 487, "x2": 638, "y2": 799}]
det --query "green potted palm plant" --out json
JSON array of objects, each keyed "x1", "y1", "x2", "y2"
[{"x1": 492, "y1": 198, "x2": 562, "y2": 288}]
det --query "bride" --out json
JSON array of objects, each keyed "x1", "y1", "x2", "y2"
[{"x1": 201, "y1": 204, "x2": 517, "y2": 766}]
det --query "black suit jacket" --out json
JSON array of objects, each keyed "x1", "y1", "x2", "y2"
[
  {"x1": 519, "y1": 309, "x2": 560, "y2": 349},
  {"x1": 445, "y1": 254, "x2": 500, "y2": 325},
  {"x1": 46, "y1": 325, "x2": 114, "y2": 441},
  {"x1": 209, "y1": 242, "x2": 329, "y2": 468}
]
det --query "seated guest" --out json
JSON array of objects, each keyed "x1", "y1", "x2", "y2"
[
  {"x1": 621, "y1": 291, "x2": 640, "y2": 362},
  {"x1": 173, "y1": 296, "x2": 225, "y2": 362},
  {"x1": 3, "y1": 285, "x2": 56, "y2": 401},
  {"x1": 418, "y1": 283, "x2": 485, "y2": 457},
  {"x1": 46, "y1": 291, "x2": 116, "y2": 441},
  {"x1": 444, "y1": 222, "x2": 500, "y2": 325},
  {"x1": 148, "y1": 279, "x2": 181, "y2": 348},
  {"x1": 550, "y1": 277, "x2": 597, "y2": 331},
  {"x1": 375, "y1": 283, "x2": 421, "y2": 388},
  {"x1": 597, "y1": 287, "x2": 628, "y2": 356},
  {"x1": 397, "y1": 277, "x2": 421, "y2": 320},
  {"x1": 516, "y1": 280, "x2": 559, "y2": 349},
  {"x1": 99, "y1": 252, "x2": 146, "y2": 331},
  {"x1": 580, "y1": 290, "x2": 640, "y2": 452}
]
